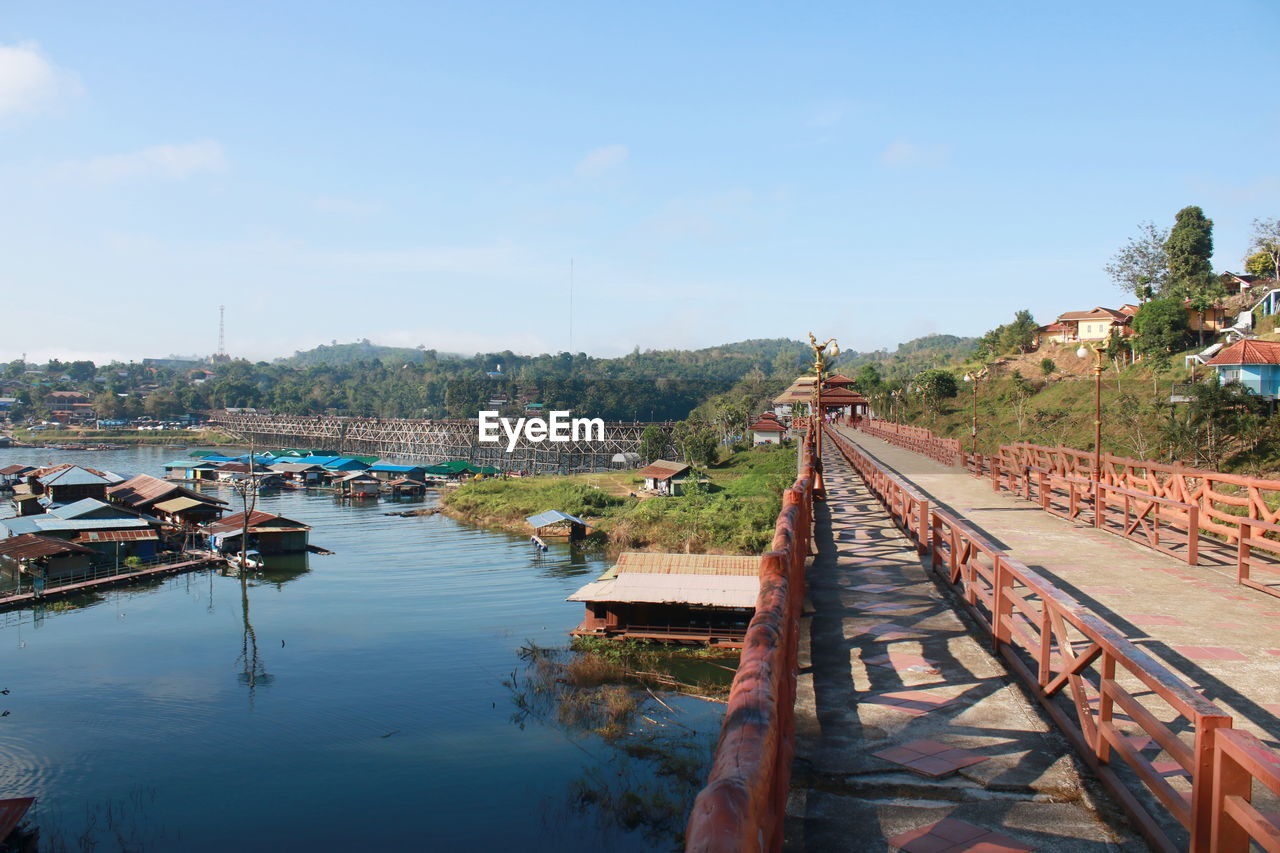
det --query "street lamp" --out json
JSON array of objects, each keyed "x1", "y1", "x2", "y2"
[
  {"x1": 1076, "y1": 343, "x2": 1108, "y2": 482},
  {"x1": 962, "y1": 372, "x2": 979, "y2": 460}
]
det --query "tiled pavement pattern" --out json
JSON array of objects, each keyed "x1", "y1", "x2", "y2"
[
  {"x1": 787, "y1": 443, "x2": 1141, "y2": 851},
  {"x1": 833, "y1": 425, "x2": 1280, "y2": 750}
]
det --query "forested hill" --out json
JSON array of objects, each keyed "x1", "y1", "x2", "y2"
[
  {"x1": 16, "y1": 336, "x2": 968, "y2": 423},
  {"x1": 836, "y1": 334, "x2": 979, "y2": 380},
  {"x1": 280, "y1": 337, "x2": 809, "y2": 370},
  {"x1": 279, "y1": 340, "x2": 465, "y2": 367}
]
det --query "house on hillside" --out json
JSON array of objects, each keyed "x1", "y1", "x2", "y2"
[
  {"x1": 749, "y1": 413, "x2": 787, "y2": 445},
  {"x1": 1206, "y1": 340, "x2": 1280, "y2": 401},
  {"x1": 1053, "y1": 307, "x2": 1136, "y2": 342},
  {"x1": 568, "y1": 552, "x2": 760, "y2": 647},
  {"x1": 637, "y1": 460, "x2": 692, "y2": 496}
]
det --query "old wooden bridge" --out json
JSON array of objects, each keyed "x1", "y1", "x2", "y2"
[
  {"x1": 210, "y1": 411, "x2": 675, "y2": 473},
  {"x1": 685, "y1": 420, "x2": 1280, "y2": 853}
]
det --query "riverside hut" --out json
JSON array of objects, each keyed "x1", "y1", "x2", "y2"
[
  {"x1": 0, "y1": 534, "x2": 96, "y2": 580},
  {"x1": 334, "y1": 471, "x2": 380, "y2": 498},
  {"x1": 567, "y1": 552, "x2": 759, "y2": 647},
  {"x1": 637, "y1": 460, "x2": 692, "y2": 496},
  {"x1": 525, "y1": 510, "x2": 594, "y2": 541},
  {"x1": 203, "y1": 511, "x2": 311, "y2": 555}
]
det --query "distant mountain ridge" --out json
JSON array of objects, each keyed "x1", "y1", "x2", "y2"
[{"x1": 276, "y1": 335, "x2": 973, "y2": 380}]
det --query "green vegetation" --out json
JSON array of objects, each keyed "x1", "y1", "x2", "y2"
[
  {"x1": 975, "y1": 310, "x2": 1039, "y2": 360},
  {"x1": 443, "y1": 443, "x2": 798, "y2": 554},
  {"x1": 900, "y1": 354, "x2": 1280, "y2": 474},
  {"x1": 4, "y1": 338, "x2": 812, "y2": 424}
]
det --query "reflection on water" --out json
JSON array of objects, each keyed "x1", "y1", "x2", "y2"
[{"x1": 0, "y1": 446, "x2": 723, "y2": 851}]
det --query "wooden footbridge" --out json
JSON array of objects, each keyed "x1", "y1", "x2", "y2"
[
  {"x1": 209, "y1": 411, "x2": 676, "y2": 473},
  {"x1": 685, "y1": 422, "x2": 1280, "y2": 853}
]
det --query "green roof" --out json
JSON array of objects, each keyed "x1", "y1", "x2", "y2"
[{"x1": 424, "y1": 460, "x2": 500, "y2": 475}]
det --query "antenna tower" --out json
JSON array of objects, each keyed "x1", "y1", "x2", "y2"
[{"x1": 218, "y1": 305, "x2": 226, "y2": 358}]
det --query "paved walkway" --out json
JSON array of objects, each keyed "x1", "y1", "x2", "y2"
[
  {"x1": 786, "y1": 441, "x2": 1140, "y2": 851},
  {"x1": 832, "y1": 425, "x2": 1280, "y2": 749}
]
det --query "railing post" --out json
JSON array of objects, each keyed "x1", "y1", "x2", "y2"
[
  {"x1": 992, "y1": 557, "x2": 1011, "y2": 654},
  {"x1": 1191, "y1": 717, "x2": 1233, "y2": 853},
  {"x1": 1097, "y1": 653, "x2": 1115, "y2": 763},
  {"x1": 1093, "y1": 481, "x2": 1103, "y2": 529},
  {"x1": 1236, "y1": 518, "x2": 1249, "y2": 586},
  {"x1": 1186, "y1": 504, "x2": 1199, "y2": 566},
  {"x1": 917, "y1": 500, "x2": 929, "y2": 555}
]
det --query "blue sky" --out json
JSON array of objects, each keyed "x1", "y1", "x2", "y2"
[{"x1": 2, "y1": 1, "x2": 1277, "y2": 363}]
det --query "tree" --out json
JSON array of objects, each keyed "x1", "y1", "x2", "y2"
[
  {"x1": 913, "y1": 369, "x2": 957, "y2": 414},
  {"x1": 976, "y1": 310, "x2": 1037, "y2": 360},
  {"x1": 1247, "y1": 218, "x2": 1280, "y2": 282},
  {"x1": 1245, "y1": 251, "x2": 1277, "y2": 279},
  {"x1": 1039, "y1": 358, "x2": 1055, "y2": 377},
  {"x1": 1104, "y1": 221, "x2": 1169, "y2": 301},
  {"x1": 1161, "y1": 377, "x2": 1268, "y2": 468},
  {"x1": 1131, "y1": 297, "x2": 1190, "y2": 366},
  {"x1": 67, "y1": 360, "x2": 96, "y2": 382},
  {"x1": 1165, "y1": 206, "x2": 1220, "y2": 346},
  {"x1": 640, "y1": 425, "x2": 666, "y2": 463},
  {"x1": 93, "y1": 391, "x2": 123, "y2": 420},
  {"x1": 854, "y1": 364, "x2": 882, "y2": 393},
  {"x1": 998, "y1": 309, "x2": 1038, "y2": 354},
  {"x1": 1166, "y1": 206, "x2": 1215, "y2": 287}
]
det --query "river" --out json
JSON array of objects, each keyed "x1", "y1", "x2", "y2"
[{"x1": 0, "y1": 446, "x2": 723, "y2": 851}]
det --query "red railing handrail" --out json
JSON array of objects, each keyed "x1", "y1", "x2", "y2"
[
  {"x1": 685, "y1": 428, "x2": 815, "y2": 852},
  {"x1": 824, "y1": 425, "x2": 1280, "y2": 852}
]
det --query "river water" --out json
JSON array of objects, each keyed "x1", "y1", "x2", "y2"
[{"x1": 0, "y1": 446, "x2": 723, "y2": 851}]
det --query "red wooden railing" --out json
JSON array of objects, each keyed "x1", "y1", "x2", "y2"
[
  {"x1": 859, "y1": 422, "x2": 1280, "y2": 597},
  {"x1": 685, "y1": 428, "x2": 815, "y2": 852},
  {"x1": 825, "y1": 426, "x2": 1280, "y2": 853},
  {"x1": 858, "y1": 418, "x2": 963, "y2": 467}
]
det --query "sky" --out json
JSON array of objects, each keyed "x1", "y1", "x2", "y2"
[{"x1": 2, "y1": 1, "x2": 1278, "y2": 364}]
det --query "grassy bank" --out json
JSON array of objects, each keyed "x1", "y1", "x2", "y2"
[
  {"x1": 10, "y1": 428, "x2": 237, "y2": 446},
  {"x1": 442, "y1": 443, "x2": 798, "y2": 554}
]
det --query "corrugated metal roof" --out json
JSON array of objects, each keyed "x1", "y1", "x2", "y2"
[
  {"x1": 74, "y1": 529, "x2": 158, "y2": 543},
  {"x1": 637, "y1": 460, "x2": 691, "y2": 481},
  {"x1": 48, "y1": 498, "x2": 132, "y2": 520},
  {"x1": 526, "y1": 510, "x2": 593, "y2": 529},
  {"x1": 269, "y1": 461, "x2": 323, "y2": 473},
  {"x1": 204, "y1": 511, "x2": 310, "y2": 536},
  {"x1": 38, "y1": 466, "x2": 111, "y2": 487},
  {"x1": 567, "y1": 573, "x2": 758, "y2": 608},
  {"x1": 0, "y1": 534, "x2": 96, "y2": 559},
  {"x1": 611, "y1": 552, "x2": 759, "y2": 576},
  {"x1": 0, "y1": 516, "x2": 154, "y2": 536},
  {"x1": 108, "y1": 474, "x2": 227, "y2": 508},
  {"x1": 154, "y1": 496, "x2": 215, "y2": 513},
  {"x1": 369, "y1": 463, "x2": 423, "y2": 472}
]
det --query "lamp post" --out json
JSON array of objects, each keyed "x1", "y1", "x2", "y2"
[
  {"x1": 1076, "y1": 343, "x2": 1108, "y2": 483},
  {"x1": 807, "y1": 333, "x2": 839, "y2": 497},
  {"x1": 962, "y1": 372, "x2": 979, "y2": 460}
]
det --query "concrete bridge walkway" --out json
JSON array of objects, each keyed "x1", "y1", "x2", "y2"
[
  {"x1": 831, "y1": 425, "x2": 1280, "y2": 751},
  {"x1": 787, "y1": 439, "x2": 1140, "y2": 851}
]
